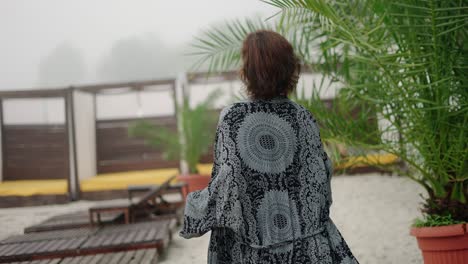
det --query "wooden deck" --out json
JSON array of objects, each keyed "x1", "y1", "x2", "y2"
[
  {"x1": 24, "y1": 211, "x2": 121, "y2": 233},
  {"x1": 6, "y1": 248, "x2": 159, "y2": 264},
  {"x1": 0, "y1": 220, "x2": 175, "y2": 263}
]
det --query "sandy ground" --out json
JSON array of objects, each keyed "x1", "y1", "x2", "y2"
[{"x1": 0, "y1": 174, "x2": 424, "y2": 264}]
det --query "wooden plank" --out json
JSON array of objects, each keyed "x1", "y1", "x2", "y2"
[
  {"x1": 0, "y1": 244, "x2": 16, "y2": 255},
  {"x1": 23, "y1": 240, "x2": 49, "y2": 255},
  {"x1": 142, "y1": 227, "x2": 157, "y2": 243},
  {"x1": 73, "y1": 255, "x2": 95, "y2": 264},
  {"x1": 187, "y1": 70, "x2": 238, "y2": 84},
  {"x1": 104, "y1": 251, "x2": 125, "y2": 264},
  {"x1": 68, "y1": 255, "x2": 87, "y2": 264},
  {"x1": 3, "y1": 124, "x2": 69, "y2": 181},
  {"x1": 83, "y1": 230, "x2": 113, "y2": 249},
  {"x1": 127, "y1": 250, "x2": 146, "y2": 264},
  {"x1": 52, "y1": 239, "x2": 75, "y2": 252},
  {"x1": 2, "y1": 228, "x2": 94, "y2": 244},
  {"x1": 59, "y1": 255, "x2": 79, "y2": 264},
  {"x1": 3, "y1": 242, "x2": 27, "y2": 256},
  {"x1": 128, "y1": 230, "x2": 146, "y2": 245},
  {"x1": 41, "y1": 240, "x2": 62, "y2": 255},
  {"x1": 110, "y1": 233, "x2": 126, "y2": 246},
  {"x1": 115, "y1": 250, "x2": 135, "y2": 264},
  {"x1": 91, "y1": 251, "x2": 114, "y2": 264},
  {"x1": 30, "y1": 259, "x2": 51, "y2": 264},
  {"x1": 63, "y1": 237, "x2": 86, "y2": 251},
  {"x1": 13, "y1": 240, "x2": 42, "y2": 255},
  {"x1": 0, "y1": 88, "x2": 67, "y2": 99},
  {"x1": 0, "y1": 195, "x2": 69, "y2": 209},
  {"x1": 25, "y1": 211, "x2": 118, "y2": 233},
  {"x1": 75, "y1": 79, "x2": 175, "y2": 94},
  {"x1": 30, "y1": 240, "x2": 57, "y2": 255},
  {"x1": 99, "y1": 234, "x2": 118, "y2": 247},
  {"x1": 60, "y1": 257, "x2": 76, "y2": 264},
  {"x1": 42, "y1": 239, "x2": 65, "y2": 253},
  {"x1": 82, "y1": 254, "x2": 102, "y2": 264},
  {"x1": 140, "y1": 249, "x2": 158, "y2": 264},
  {"x1": 119, "y1": 228, "x2": 138, "y2": 245}
]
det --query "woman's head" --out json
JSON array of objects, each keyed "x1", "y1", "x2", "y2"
[{"x1": 241, "y1": 30, "x2": 301, "y2": 100}]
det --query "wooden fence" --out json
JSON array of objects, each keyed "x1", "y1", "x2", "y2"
[{"x1": 3, "y1": 124, "x2": 69, "y2": 180}]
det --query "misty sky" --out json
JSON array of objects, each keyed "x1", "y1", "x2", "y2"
[{"x1": 1, "y1": 0, "x2": 278, "y2": 90}]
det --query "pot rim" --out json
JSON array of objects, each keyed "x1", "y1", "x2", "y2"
[{"x1": 410, "y1": 223, "x2": 467, "y2": 238}]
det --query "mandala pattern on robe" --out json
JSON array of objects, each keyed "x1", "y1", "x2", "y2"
[
  {"x1": 257, "y1": 190, "x2": 300, "y2": 246},
  {"x1": 237, "y1": 112, "x2": 296, "y2": 174}
]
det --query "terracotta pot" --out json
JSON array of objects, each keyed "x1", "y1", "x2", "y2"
[
  {"x1": 410, "y1": 223, "x2": 468, "y2": 264},
  {"x1": 176, "y1": 174, "x2": 211, "y2": 199}
]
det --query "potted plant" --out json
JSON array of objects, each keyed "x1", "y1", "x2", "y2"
[
  {"x1": 129, "y1": 89, "x2": 222, "y2": 198},
  {"x1": 188, "y1": 0, "x2": 467, "y2": 262}
]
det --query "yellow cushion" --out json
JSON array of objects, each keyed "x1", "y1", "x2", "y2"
[
  {"x1": 80, "y1": 168, "x2": 179, "y2": 192},
  {"x1": 0, "y1": 179, "x2": 67, "y2": 196},
  {"x1": 335, "y1": 153, "x2": 398, "y2": 170}
]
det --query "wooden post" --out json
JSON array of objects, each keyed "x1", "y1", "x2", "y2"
[
  {"x1": 174, "y1": 73, "x2": 189, "y2": 175},
  {"x1": 0, "y1": 99, "x2": 3, "y2": 182},
  {"x1": 65, "y1": 88, "x2": 80, "y2": 200},
  {"x1": 93, "y1": 92, "x2": 99, "y2": 175}
]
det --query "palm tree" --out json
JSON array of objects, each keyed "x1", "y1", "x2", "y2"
[{"x1": 189, "y1": 0, "x2": 467, "y2": 224}]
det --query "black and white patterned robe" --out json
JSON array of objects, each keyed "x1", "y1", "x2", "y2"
[{"x1": 180, "y1": 96, "x2": 359, "y2": 264}]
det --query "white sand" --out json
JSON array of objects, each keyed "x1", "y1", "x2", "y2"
[{"x1": 0, "y1": 174, "x2": 424, "y2": 263}]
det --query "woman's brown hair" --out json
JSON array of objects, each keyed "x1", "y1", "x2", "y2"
[{"x1": 240, "y1": 30, "x2": 301, "y2": 100}]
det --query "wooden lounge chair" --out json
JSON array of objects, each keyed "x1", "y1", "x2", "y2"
[
  {"x1": 24, "y1": 211, "x2": 120, "y2": 233},
  {"x1": 51, "y1": 249, "x2": 158, "y2": 264},
  {"x1": 6, "y1": 248, "x2": 159, "y2": 264},
  {"x1": 88, "y1": 175, "x2": 183, "y2": 225},
  {"x1": 127, "y1": 182, "x2": 186, "y2": 223},
  {"x1": 23, "y1": 176, "x2": 185, "y2": 234},
  {"x1": 0, "y1": 219, "x2": 175, "y2": 263}
]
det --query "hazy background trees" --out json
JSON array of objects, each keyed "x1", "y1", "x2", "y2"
[
  {"x1": 38, "y1": 43, "x2": 86, "y2": 87},
  {"x1": 98, "y1": 34, "x2": 192, "y2": 82}
]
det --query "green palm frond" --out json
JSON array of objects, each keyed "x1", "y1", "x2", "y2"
[
  {"x1": 181, "y1": 89, "x2": 223, "y2": 172},
  {"x1": 266, "y1": 0, "x2": 467, "y2": 208},
  {"x1": 190, "y1": 0, "x2": 467, "y2": 219},
  {"x1": 128, "y1": 121, "x2": 181, "y2": 161},
  {"x1": 190, "y1": 18, "x2": 273, "y2": 72}
]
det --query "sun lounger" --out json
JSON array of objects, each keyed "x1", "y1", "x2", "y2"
[
  {"x1": 5, "y1": 248, "x2": 159, "y2": 264},
  {"x1": 0, "y1": 219, "x2": 174, "y2": 263},
  {"x1": 89, "y1": 176, "x2": 182, "y2": 226},
  {"x1": 127, "y1": 182, "x2": 187, "y2": 202},
  {"x1": 23, "y1": 176, "x2": 184, "y2": 234},
  {"x1": 24, "y1": 211, "x2": 120, "y2": 233},
  {"x1": 127, "y1": 182, "x2": 186, "y2": 224}
]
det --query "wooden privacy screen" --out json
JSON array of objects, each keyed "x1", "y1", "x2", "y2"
[
  {"x1": 96, "y1": 112, "x2": 219, "y2": 174},
  {"x1": 96, "y1": 116, "x2": 180, "y2": 173},
  {"x1": 3, "y1": 124, "x2": 69, "y2": 180}
]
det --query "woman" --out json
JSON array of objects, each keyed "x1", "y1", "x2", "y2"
[{"x1": 180, "y1": 30, "x2": 359, "y2": 264}]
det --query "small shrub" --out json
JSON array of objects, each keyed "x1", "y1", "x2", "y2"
[{"x1": 413, "y1": 214, "x2": 466, "y2": 228}]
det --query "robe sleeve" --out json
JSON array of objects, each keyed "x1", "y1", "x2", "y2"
[
  {"x1": 305, "y1": 108, "x2": 334, "y2": 207},
  {"x1": 323, "y1": 150, "x2": 334, "y2": 206},
  {"x1": 179, "y1": 107, "x2": 231, "y2": 239}
]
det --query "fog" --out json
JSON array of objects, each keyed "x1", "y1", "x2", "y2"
[{"x1": 0, "y1": 0, "x2": 278, "y2": 90}]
